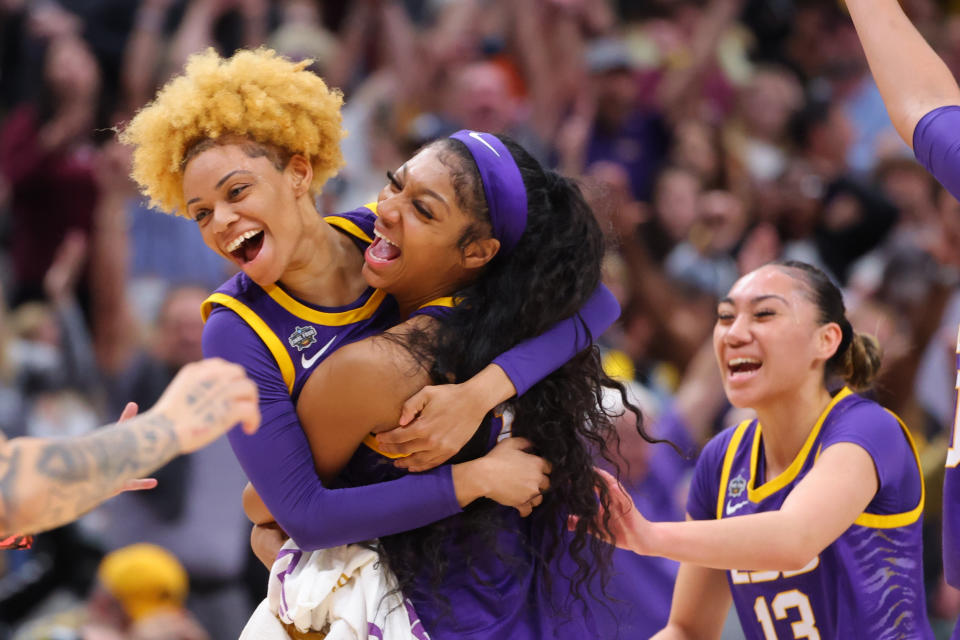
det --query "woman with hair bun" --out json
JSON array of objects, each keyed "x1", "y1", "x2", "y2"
[{"x1": 586, "y1": 260, "x2": 933, "y2": 639}]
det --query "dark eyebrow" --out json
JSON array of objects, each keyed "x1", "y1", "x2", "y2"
[
  {"x1": 400, "y1": 164, "x2": 447, "y2": 208},
  {"x1": 718, "y1": 294, "x2": 789, "y2": 306},
  {"x1": 216, "y1": 169, "x2": 252, "y2": 189},
  {"x1": 186, "y1": 170, "x2": 253, "y2": 207}
]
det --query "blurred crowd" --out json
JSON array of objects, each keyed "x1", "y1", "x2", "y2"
[{"x1": 1, "y1": 0, "x2": 960, "y2": 638}]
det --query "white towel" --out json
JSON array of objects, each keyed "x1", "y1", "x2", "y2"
[{"x1": 240, "y1": 541, "x2": 430, "y2": 640}]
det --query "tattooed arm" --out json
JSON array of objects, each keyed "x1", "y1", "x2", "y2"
[{"x1": 0, "y1": 358, "x2": 260, "y2": 538}]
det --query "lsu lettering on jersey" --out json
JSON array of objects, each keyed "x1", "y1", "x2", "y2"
[
  {"x1": 944, "y1": 325, "x2": 960, "y2": 592},
  {"x1": 688, "y1": 388, "x2": 933, "y2": 640}
]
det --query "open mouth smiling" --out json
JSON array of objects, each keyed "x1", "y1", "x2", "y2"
[{"x1": 225, "y1": 229, "x2": 265, "y2": 263}]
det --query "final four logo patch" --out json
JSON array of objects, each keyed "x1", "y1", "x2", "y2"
[
  {"x1": 729, "y1": 473, "x2": 747, "y2": 498},
  {"x1": 288, "y1": 325, "x2": 318, "y2": 352}
]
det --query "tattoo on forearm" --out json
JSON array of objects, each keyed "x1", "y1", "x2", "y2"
[
  {"x1": 0, "y1": 446, "x2": 22, "y2": 535},
  {"x1": 2, "y1": 413, "x2": 180, "y2": 536}
]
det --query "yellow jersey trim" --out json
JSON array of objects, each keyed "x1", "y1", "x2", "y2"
[
  {"x1": 201, "y1": 293, "x2": 295, "y2": 394},
  {"x1": 747, "y1": 387, "x2": 853, "y2": 502},
  {"x1": 262, "y1": 286, "x2": 387, "y2": 326},
  {"x1": 361, "y1": 433, "x2": 408, "y2": 459},
  {"x1": 363, "y1": 202, "x2": 378, "y2": 215},
  {"x1": 852, "y1": 410, "x2": 925, "y2": 529},
  {"x1": 418, "y1": 297, "x2": 457, "y2": 310},
  {"x1": 324, "y1": 215, "x2": 373, "y2": 244},
  {"x1": 716, "y1": 420, "x2": 752, "y2": 520}
]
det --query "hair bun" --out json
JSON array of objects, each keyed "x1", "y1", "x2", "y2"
[{"x1": 842, "y1": 332, "x2": 882, "y2": 391}]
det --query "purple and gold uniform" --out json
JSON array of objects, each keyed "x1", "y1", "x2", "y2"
[
  {"x1": 943, "y1": 325, "x2": 960, "y2": 594},
  {"x1": 688, "y1": 388, "x2": 933, "y2": 640},
  {"x1": 913, "y1": 108, "x2": 960, "y2": 609},
  {"x1": 201, "y1": 204, "x2": 621, "y2": 639},
  {"x1": 347, "y1": 409, "x2": 601, "y2": 639}
]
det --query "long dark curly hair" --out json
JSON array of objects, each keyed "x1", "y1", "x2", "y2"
[{"x1": 378, "y1": 134, "x2": 659, "y2": 622}]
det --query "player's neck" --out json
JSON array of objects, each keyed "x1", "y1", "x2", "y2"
[
  {"x1": 754, "y1": 381, "x2": 835, "y2": 478},
  {"x1": 280, "y1": 210, "x2": 368, "y2": 307}
]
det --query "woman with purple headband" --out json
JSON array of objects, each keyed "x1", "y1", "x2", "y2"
[
  {"x1": 274, "y1": 127, "x2": 644, "y2": 639},
  {"x1": 122, "y1": 49, "x2": 644, "y2": 638}
]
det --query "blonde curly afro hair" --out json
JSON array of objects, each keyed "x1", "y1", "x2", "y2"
[{"x1": 120, "y1": 48, "x2": 345, "y2": 216}]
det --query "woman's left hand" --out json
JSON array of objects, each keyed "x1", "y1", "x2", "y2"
[
  {"x1": 251, "y1": 522, "x2": 288, "y2": 570},
  {"x1": 374, "y1": 383, "x2": 489, "y2": 472}
]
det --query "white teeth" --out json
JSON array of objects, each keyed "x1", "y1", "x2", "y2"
[
  {"x1": 728, "y1": 357, "x2": 761, "y2": 367},
  {"x1": 225, "y1": 229, "x2": 261, "y2": 253},
  {"x1": 373, "y1": 228, "x2": 398, "y2": 247}
]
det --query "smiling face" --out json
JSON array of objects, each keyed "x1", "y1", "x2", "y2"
[
  {"x1": 713, "y1": 265, "x2": 841, "y2": 410},
  {"x1": 182, "y1": 142, "x2": 311, "y2": 287},
  {"x1": 363, "y1": 144, "x2": 500, "y2": 311}
]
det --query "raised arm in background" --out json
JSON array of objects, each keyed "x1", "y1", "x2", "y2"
[
  {"x1": 43, "y1": 230, "x2": 101, "y2": 397},
  {"x1": 120, "y1": 0, "x2": 174, "y2": 118},
  {"x1": 88, "y1": 141, "x2": 139, "y2": 374},
  {"x1": 845, "y1": 0, "x2": 960, "y2": 147}
]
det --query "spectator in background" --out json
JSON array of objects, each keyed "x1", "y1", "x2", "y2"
[
  {"x1": 0, "y1": 28, "x2": 100, "y2": 305},
  {"x1": 723, "y1": 64, "x2": 803, "y2": 193},
  {"x1": 788, "y1": 98, "x2": 899, "y2": 282},
  {"x1": 579, "y1": 37, "x2": 670, "y2": 202},
  {"x1": 663, "y1": 188, "x2": 748, "y2": 300},
  {"x1": 14, "y1": 543, "x2": 208, "y2": 640}
]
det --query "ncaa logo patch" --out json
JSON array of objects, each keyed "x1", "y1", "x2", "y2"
[
  {"x1": 729, "y1": 473, "x2": 747, "y2": 498},
  {"x1": 288, "y1": 325, "x2": 318, "y2": 352}
]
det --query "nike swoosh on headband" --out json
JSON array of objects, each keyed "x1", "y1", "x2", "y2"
[{"x1": 468, "y1": 131, "x2": 501, "y2": 157}]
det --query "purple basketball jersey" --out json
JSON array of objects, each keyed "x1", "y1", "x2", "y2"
[
  {"x1": 689, "y1": 388, "x2": 933, "y2": 639},
  {"x1": 201, "y1": 207, "x2": 397, "y2": 400}
]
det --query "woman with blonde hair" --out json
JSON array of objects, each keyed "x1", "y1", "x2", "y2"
[{"x1": 122, "y1": 48, "x2": 642, "y2": 638}]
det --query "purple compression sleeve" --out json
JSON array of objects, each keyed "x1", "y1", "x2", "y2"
[
  {"x1": 203, "y1": 308, "x2": 461, "y2": 551},
  {"x1": 493, "y1": 283, "x2": 620, "y2": 396},
  {"x1": 913, "y1": 105, "x2": 960, "y2": 201}
]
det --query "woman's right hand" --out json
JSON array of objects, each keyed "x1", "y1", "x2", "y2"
[
  {"x1": 452, "y1": 438, "x2": 551, "y2": 517},
  {"x1": 569, "y1": 467, "x2": 648, "y2": 554}
]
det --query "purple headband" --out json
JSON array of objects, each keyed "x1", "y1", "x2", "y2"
[{"x1": 449, "y1": 130, "x2": 528, "y2": 255}]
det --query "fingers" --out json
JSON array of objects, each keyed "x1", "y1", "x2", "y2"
[
  {"x1": 114, "y1": 477, "x2": 158, "y2": 497},
  {"x1": 499, "y1": 437, "x2": 533, "y2": 451},
  {"x1": 594, "y1": 466, "x2": 634, "y2": 515},
  {"x1": 376, "y1": 425, "x2": 424, "y2": 446},
  {"x1": 375, "y1": 438, "x2": 424, "y2": 457},
  {"x1": 538, "y1": 475, "x2": 550, "y2": 493},
  {"x1": 122, "y1": 478, "x2": 158, "y2": 492},
  {"x1": 235, "y1": 399, "x2": 261, "y2": 435},
  {"x1": 118, "y1": 401, "x2": 139, "y2": 423},
  {"x1": 517, "y1": 491, "x2": 544, "y2": 517},
  {"x1": 393, "y1": 452, "x2": 442, "y2": 472},
  {"x1": 399, "y1": 388, "x2": 431, "y2": 426}
]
